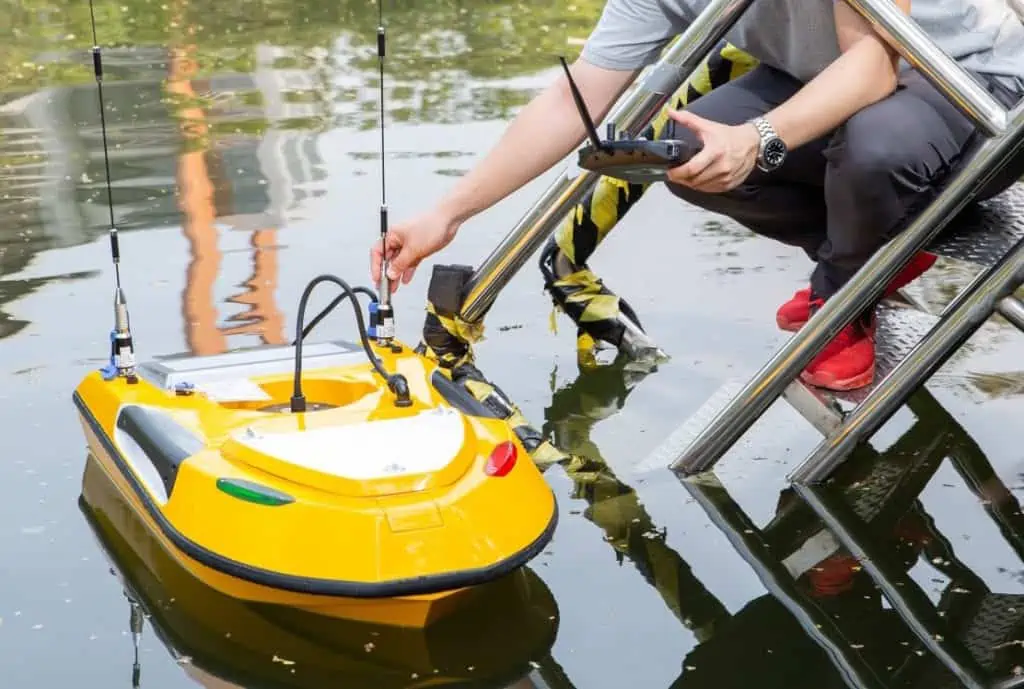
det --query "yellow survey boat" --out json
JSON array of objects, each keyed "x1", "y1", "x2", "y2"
[
  {"x1": 72, "y1": 6, "x2": 556, "y2": 628},
  {"x1": 73, "y1": 332, "x2": 557, "y2": 626}
]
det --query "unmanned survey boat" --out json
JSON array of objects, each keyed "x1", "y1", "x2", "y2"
[
  {"x1": 72, "y1": 1, "x2": 557, "y2": 627},
  {"x1": 79, "y1": 452, "x2": 562, "y2": 688},
  {"x1": 73, "y1": 333, "x2": 558, "y2": 626}
]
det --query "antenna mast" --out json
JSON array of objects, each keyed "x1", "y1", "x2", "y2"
[
  {"x1": 89, "y1": 0, "x2": 138, "y2": 383},
  {"x1": 374, "y1": 0, "x2": 396, "y2": 347}
]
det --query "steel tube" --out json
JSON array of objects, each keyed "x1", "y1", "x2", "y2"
[
  {"x1": 671, "y1": 103, "x2": 1024, "y2": 476},
  {"x1": 792, "y1": 483, "x2": 993, "y2": 689},
  {"x1": 789, "y1": 234, "x2": 1024, "y2": 484},
  {"x1": 997, "y1": 295, "x2": 1024, "y2": 332},
  {"x1": 843, "y1": 0, "x2": 1007, "y2": 136},
  {"x1": 459, "y1": 0, "x2": 757, "y2": 323}
]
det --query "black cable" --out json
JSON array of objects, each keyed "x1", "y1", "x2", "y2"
[
  {"x1": 294, "y1": 286, "x2": 378, "y2": 345},
  {"x1": 290, "y1": 274, "x2": 410, "y2": 412}
]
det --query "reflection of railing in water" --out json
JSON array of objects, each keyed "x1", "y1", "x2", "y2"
[
  {"x1": 681, "y1": 385, "x2": 1024, "y2": 688},
  {"x1": 540, "y1": 357, "x2": 731, "y2": 638},
  {"x1": 543, "y1": 355, "x2": 1024, "y2": 686}
]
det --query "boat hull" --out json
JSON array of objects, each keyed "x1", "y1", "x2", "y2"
[
  {"x1": 73, "y1": 338, "x2": 558, "y2": 627},
  {"x1": 80, "y1": 422, "x2": 482, "y2": 626},
  {"x1": 79, "y1": 452, "x2": 561, "y2": 687}
]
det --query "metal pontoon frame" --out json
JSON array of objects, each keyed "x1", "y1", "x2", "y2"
[
  {"x1": 426, "y1": 1, "x2": 1024, "y2": 686},
  {"x1": 667, "y1": 0, "x2": 1024, "y2": 475}
]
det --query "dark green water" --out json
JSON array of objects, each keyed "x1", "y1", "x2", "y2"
[{"x1": 4, "y1": 1, "x2": 1024, "y2": 686}]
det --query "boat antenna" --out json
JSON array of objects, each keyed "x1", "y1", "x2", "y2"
[
  {"x1": 89, "y1": 0, "x2": 138, "y2": 383},
  {"x1": 373, "y1": 0, "x2": 397, "y2": 348}
]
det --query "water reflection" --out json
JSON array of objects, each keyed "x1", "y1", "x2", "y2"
[
  {"x1": 542, "y1": 359, "x2": 731, "y2": 639},
  {"x1": 540, "y1": 358, "x2": 1024, "y2": 687},
  {"x1": 0, "y1": 0, "x2": 608, "y2": 342},
  {"x1": 79, "y1": 452, "x2": 572, "y2": 689}
]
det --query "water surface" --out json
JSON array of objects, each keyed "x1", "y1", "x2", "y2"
[{"x1": 4, "y1": 1, "x2": 1024, "y2": 687}]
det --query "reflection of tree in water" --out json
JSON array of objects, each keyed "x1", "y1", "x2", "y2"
[
  {"x1": 2, "y1": 0, "x2": 606, "y2": 94},
  {"x1": 0, "y1": 0, "x2": 607, "y2": 339}
]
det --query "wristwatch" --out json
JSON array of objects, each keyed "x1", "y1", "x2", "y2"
[{"x1": 750, "y1": 116, "x2": 787, "y2": 172}]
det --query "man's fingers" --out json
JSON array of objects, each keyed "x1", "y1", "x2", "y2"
[
  {"x1": 667, "y1": 108, "x2": 709, "y2": 136},
  {"x1": 673, "y1": 147, "x2": 716, "y2": 181},
  {"x1": 386, "y1": 241, "x2": 415, "y2": 282}
]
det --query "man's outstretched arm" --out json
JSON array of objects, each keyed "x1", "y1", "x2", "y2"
[
  {"x1": 371, "y1": 59, "x2": 636, "y2": 287},
  {"x1": 371, "y1": 0, "x2": 687, "y2": 288},
  {"x1": 438, "y1": 61, "x2": 638, "y2": 228}
]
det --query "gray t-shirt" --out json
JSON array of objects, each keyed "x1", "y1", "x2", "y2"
[{"x1": 580, "y1": 0, "x2": 1024, "y2": 86}]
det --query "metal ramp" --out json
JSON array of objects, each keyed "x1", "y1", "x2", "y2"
[
  {"x1": 775, "y1": 183, "x2": 1024, "y2": 436},
  {"x1": 414, "y1": 0, "x2": 1024, "y2": 685},
  {"x1": 648, "y1": 3, "x2": 1024, "y2": 685},
  {"x1": 433, "y1": 0, "x2": 1024, "y2": 477}
]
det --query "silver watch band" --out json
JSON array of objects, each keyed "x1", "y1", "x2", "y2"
[{"x1": 751, "y1": 116, "x2": 777, "y2": 148}]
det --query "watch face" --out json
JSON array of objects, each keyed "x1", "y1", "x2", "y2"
[{"x1": 763, "y1": 138, "x2": 787, "y2": 168}]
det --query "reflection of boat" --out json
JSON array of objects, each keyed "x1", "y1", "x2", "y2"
[
  {"x1": 79, "y1": 452, "x2": 561, "y2": 688},
  {"x1": 72, "y1": 4, "x2": 557, "y2": 628}
]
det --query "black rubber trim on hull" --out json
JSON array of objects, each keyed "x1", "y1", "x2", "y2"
[
  {"x1": 116, "y1": 404, "x2": 205, "y2": 497},
  {"x1": 72, "y1": 391, "x2": 558, "y2": 599}
]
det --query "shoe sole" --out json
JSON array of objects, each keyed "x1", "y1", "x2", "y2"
[
  {"x1": 800, "y1": 363, "x2": 875, "y2": 391},
  {"x1": 776, "y1": 315, "x2": 804, "y2": 332}
]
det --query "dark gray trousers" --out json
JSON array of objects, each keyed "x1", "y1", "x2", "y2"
[{"x1": 663, "y1": 64, "x2": 1024, "y2": 298}]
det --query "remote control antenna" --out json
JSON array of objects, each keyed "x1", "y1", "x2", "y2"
[
  {"x1": 374, "y1": 0, "x2": 396, "y2": 347},
  {"x1": 89, "y1": 0, "x2": 137, "y2": 383},
  {"x1": 559, "y1": 56, "x2": 609, "y2": 153}
]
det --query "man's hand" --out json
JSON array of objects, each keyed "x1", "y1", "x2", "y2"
[
  {"x1": 665, "y1": 109, "x2": 761, "y2": 193},
  {"x1": 369, "y1": 208, "x2": 460, "y2": 292}
]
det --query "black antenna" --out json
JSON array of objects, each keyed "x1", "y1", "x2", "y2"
[
  {"x1": 558, "y1": 56, "x2": 608, "y2": 152},
  {"x1": 89, "y1": 0, "x2": 138, "y2": 382},
  {"x1": 377, "y1": 0, "x2": 387, "y2": 251},
  {"x1": 374, "y1": 0, "x2": 397, "y2": 347}
]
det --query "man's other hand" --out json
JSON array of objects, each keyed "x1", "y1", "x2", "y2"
[{"x1": 665, "y1": 109, "x2": 761, "y2": 193}]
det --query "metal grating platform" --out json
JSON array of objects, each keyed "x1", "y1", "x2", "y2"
[{"x1": 929, "y1": 182, "x2": 1024, "y2": 270}]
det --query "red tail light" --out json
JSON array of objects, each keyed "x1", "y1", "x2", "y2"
[{"x1": 484, "y1": 441, "x2": 518, "y2": 477}]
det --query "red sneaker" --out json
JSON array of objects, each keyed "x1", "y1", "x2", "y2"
[
  {"x1": 776, "y1": 252, "x2": 937, "y2": 332},
  {"x1": 800, "y1": 303, "x2": 877, "y2": 391}
]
